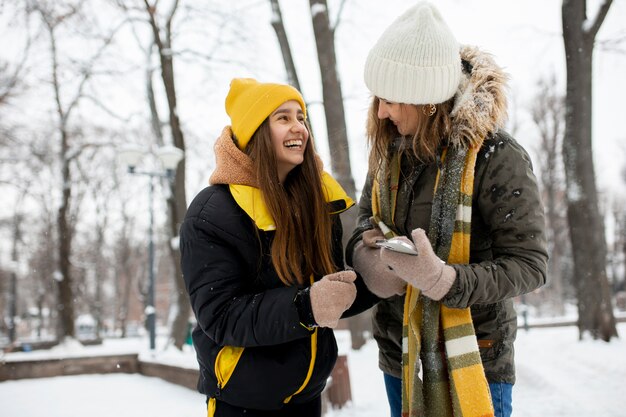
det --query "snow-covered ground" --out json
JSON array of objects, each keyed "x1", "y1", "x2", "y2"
[{"x1": 1, "y1": 323, "x2": 625, "y2": 417}]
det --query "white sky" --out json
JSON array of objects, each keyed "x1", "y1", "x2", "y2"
[{"x1": 1, "y1": 322, "x2": 625, "y2": 417}]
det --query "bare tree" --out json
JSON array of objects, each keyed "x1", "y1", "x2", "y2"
[
  {"x1": 609, "y1": 199, "x2": 625, "y2": 291},
  {"x1": 0, "y1": 61, "x2": 22, "y2": 107},
  {"x1": 1, "y1": 129, "x2": 60, "y2": 341},
  {"x1": 83, "y1": 172, "x2": 117, "y2": 339},
  {"x1": 530, "y1": 74, "x2": 570, "y2": 316},
  {"x1": 0, "y1": 23, "x2": 28, "y2": 346},
  {"x1": 0, "y1": 209, "x2": 25, "y2": 345},
  {"x1": 268, "y1": 0, "x2": 316, "y2": 135},
  {"x1": 308, "y1": 0, "x2": 356, "y2": 205},
  {"x1": 140, "y1": 0, "x2": 191, "y2": 349},
  {"x1": 113, "y1": 202, "x2": 144, "y2": 338},
  {"x1": 610, "y1": 158, "x2": 626, "y2": 294},
  {"x1": 25, "y1": 194, "x2": 59, "y2": 340},
  {"x1": 561, "y1": 0, "x2": 617, "y2": 340},
  {"x1": 112, "y1": 0, "x2": 249, "y2": 349},
  {"x1": 616, "y1": 161, "x2": 626, "y2": 291},
  {"x1": 307, "y1": 0, "x2": 371, "y2": 349},
  {"x1": 268, "y1": 0, "x2": 302, "y2": 91},
  {"x1": 29, "y1": 1, "x2": 120, "y2": 341}
]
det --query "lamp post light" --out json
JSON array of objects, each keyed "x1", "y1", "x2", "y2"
[{"x1": 117, "y1": 144, "x2": 184, "y2": 350}]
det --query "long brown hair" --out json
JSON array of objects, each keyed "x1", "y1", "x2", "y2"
[
  {"x1": 245, "y1": 120, "x2": 335, "y2": 286},
  {"x1": 366, "y1": 96, "x2": 454, "y2": 178}
]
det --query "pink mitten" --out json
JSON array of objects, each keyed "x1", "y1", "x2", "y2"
[
  {"x1": 352, "y1": 241, "x2": 406, "y2": 298},
  {"x1": 380, "y1": 228, "x2": 456, "y2": 300},
  {"x1": 310, "y1": 271, "x2": 357, "y2": 328},
  {"x1": 362, "y1": 228, "x2": 385, "y2": 248}
]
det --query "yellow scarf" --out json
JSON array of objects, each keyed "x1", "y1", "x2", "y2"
[{"x1": 372, "y1": 146, "x2": 493, "y2": 417}]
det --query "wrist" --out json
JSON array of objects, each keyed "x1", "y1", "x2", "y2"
[
  {"x1": 422, "y1": 264, "x2": 457, "y2": 301},
  {"x1": 294, "y1": 287, "x2": 317, "y2": 330}
]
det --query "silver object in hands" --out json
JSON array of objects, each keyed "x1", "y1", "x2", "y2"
[{"x1": 376, "y1": 238, "x2": 418, "y2": 256}]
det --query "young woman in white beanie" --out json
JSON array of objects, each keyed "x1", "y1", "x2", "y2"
[
  {"x1": 346, "y1": 2, "x2": 548, "y2": 417},
  {"x1": 180, "y1": 78, "x2": 377, "y2": 417}
]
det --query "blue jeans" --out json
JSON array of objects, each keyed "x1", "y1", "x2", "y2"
[
  {"x1": 489, "y1": 382, "x2": 513, "y2": 417},
  {"x1": 383, "y1": 373, "x2": 513, "y2": 417},
  {"x1": 383, "y1": 373, "x2": 402, "y2": 417}
]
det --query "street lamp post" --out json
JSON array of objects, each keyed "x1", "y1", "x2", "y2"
[{"x1": 118, "y1": 144, "x2": 184, "y2": 350}]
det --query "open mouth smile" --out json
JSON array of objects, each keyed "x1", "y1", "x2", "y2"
[{"x1": 284, "y1": 139, "x2": 303, "y2": 149}]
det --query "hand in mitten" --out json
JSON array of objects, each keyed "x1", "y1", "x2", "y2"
[
  {"x1": 380, "y1": 228, "x2": 456, "y2": 301},
  {"x1": 361, "y1": 228, "x2": 385, "y2": 248},
  {"x1": 352, "y1": 241, "x2": 406, "y2": 298},
  {"x1": 310, "y1": 271, "x2": 357, "y2": 328}
]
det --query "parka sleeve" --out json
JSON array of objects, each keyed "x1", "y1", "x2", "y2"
[
  {"x1": 442, "y1": 134, "x2": 549, "y2": 308},
  {"x1": 345, "y1": 175, "x2": 376, "y2": 266},
  {"x1": 342, "y1": 175, "x2": 382, "y2": 314},
  {"x1": 180, "y1": 187, "x2": 312, "y2": 348}
]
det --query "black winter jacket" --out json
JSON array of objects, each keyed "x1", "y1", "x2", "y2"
[{"x1": 180, "y1": 184, "x2": 375, "y2": 410}]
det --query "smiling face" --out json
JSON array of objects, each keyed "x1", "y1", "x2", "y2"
[
  {"x1": 269, "y1": 100, "x2": 309, "y2": 183},
  {"x1": 377, "y1": 99, "x2": 420, "y2": 136}
]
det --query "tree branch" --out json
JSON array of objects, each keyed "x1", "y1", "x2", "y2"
[
  {"x1": 587, "y1": 0, "x2": 613, "y2": 39},
  {"x1": 332, "y1": 0, "x2": 348, "y2": 33},
  {"x1": 165, "y1": 0, "x2": 180, "y2": 44}
]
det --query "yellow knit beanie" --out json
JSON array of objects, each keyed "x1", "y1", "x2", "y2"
[{"x1": 225, "y1": 78, "x2": 307, "y2": 150}]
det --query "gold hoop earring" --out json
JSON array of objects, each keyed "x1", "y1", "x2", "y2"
[{"x1": 422, "y1": 104, "x2": 436, "y2": 117}]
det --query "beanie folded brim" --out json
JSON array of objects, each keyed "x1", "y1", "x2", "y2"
[{"x1": 365, "y1": 54, "x2": 461, "y2": 104}]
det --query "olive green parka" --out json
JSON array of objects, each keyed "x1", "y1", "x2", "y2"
[{"x1": 346, "y1": 46, "x2": 548, "y2": 384}]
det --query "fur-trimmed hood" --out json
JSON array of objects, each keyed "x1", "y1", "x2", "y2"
[{"x1": 450, "y1": 45, "x2": 509, "y2": 148}]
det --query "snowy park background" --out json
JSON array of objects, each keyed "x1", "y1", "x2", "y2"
[
  {"x1": 2, "y1": 0, "x2": 626, "y2": 416},
  {"x1": 2, "y1": 320, "x2": 626, "y2": 417}
]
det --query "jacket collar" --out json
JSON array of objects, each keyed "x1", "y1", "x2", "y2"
[
  {"x1": 230, "y1": 173, "x2": 353, "y2": 231},
  {"x1": 209, "y1": 125, "x2": 353, "y2": 231}
]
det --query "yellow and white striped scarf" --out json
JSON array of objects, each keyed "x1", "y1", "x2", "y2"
[{"x1": 373, "y1": 145, "x2": 494, "y2": 417}]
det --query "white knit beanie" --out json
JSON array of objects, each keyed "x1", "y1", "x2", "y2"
[{"x1": 364, "y1": 1, "x2": 461, "y2": 104}]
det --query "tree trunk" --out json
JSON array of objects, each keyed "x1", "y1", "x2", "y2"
[
  {"x1": 308, "y1": 0, "x2": 357, "y2": 233},
  {"x1": 8, "y1": 214, "x2": 23, "y2": 344},
  {"x1": 144, "y1": 0, "x2": 191, "y2": 349},
  {"x1": 269, "y1": 0, "x2": 302, "y2": 91},
  {"x1": 307, "y1": 0, "x2": 355, "y2": 198},
  {"x1": 531, "y1": 76, "x2": 568, "y2": 315},
  {"x1": 36, "y1": 3, "x2": 112, "y2": 344},
  {"x1": 50, "y1": 13, "x2": 75, "y2": 339},
  {"x1": 309, "y1": 0, "x2": 367, "y2": 349},
  {"x1": 94, "y1": 222, "x2": 105, "y2": 338},
  {"x1": 268, "y1": 0, "x2": 315, "y2": 139},
  {"x1": 56, "y1": 131, "x2": 75, "y2": 340},
  {"x1": 562, "y1": 0, "x2": 617, "y2": 341}
]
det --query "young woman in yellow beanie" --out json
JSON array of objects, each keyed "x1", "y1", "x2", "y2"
[
  {"x1": 180, "y1": 78, "x2": 377, "y2": 417},
  {"x1": 345, "y1": 2, "x2": 548, "y2": 417}
]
